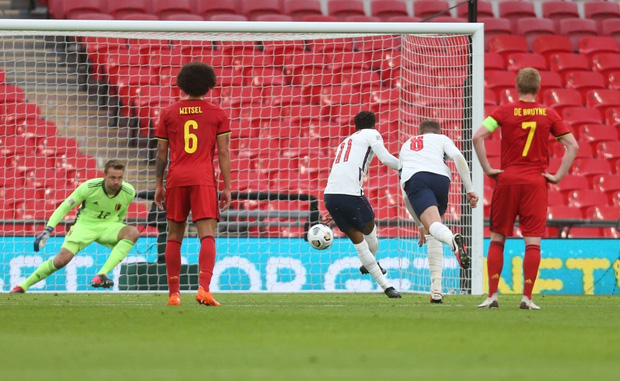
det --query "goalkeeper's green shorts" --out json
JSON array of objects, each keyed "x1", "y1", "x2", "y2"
[{"x1": 61, "y1": 222, "x2": 126, "y2": 254}]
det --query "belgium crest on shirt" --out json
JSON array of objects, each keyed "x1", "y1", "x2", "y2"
[{"x1": 115, "y1": 204, "x2": 121, "y2": 211}]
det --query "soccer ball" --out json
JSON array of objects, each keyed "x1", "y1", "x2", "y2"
[{"x1": 307, "y1": 224, "x2": 334, "y2": 250}]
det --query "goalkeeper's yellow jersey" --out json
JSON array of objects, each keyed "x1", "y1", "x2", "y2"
[{"x1": 47, "y1": 178, "x2": 136, "y2": 228}]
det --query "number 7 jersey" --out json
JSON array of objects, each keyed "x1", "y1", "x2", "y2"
[
  {"x1": 484, "y1": 100, "x2": 571, "y2": 183},
  {"x1": 155, "y1": 99, "x2": 231, "y2": 188}
]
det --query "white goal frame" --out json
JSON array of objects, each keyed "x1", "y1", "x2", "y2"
[{"x1": 0, "y1": 19, "x2": 484, "y2": 295}]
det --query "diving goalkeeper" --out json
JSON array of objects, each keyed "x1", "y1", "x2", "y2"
[{"x1": 11, "y1": 160, "x2": 140, "y2": 293}]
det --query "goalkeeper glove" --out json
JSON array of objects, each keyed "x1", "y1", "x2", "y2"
[{"x1": 34, "y1": 226, "x2": 54, "y2": 252}]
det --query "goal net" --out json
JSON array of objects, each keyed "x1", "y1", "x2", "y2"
[{"x1": 0, "y1": 20, "x2": 484, "y2": 294}]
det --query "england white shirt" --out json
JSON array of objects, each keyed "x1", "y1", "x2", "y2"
[
  {"x1": 399, "y1": 133, "x2": 462, "y2": 185},
  {"x1": 324, "y1": 129, "x2": 399, "y2": 196}
]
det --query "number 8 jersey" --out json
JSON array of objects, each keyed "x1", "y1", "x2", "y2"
[
  {"x1": 155, "y1": 99, "x2": 231, "y2": 188},
  {"x1": 324, "y1": 129, "x2": 399, "y2": 196},
  {"x1": 399, "y1": 133, "x2": 462, "y2": 186}
]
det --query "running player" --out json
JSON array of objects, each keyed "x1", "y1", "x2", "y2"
[{"x1": 323, "y1": 111, "x2": 401, "y2": 298}]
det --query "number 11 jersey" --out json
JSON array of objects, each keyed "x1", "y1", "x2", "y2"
[
  {"x1": 155, "y1": 99, "x2": 231, "y2": 188},
  {"x1": 324, "y1": 129, "x2": 395, "y2": 196}
]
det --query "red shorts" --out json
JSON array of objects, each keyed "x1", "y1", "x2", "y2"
[
  {"x1": 490, "y1": 182, "x2": 547, "y2": 237},
  {"x1": 165, "y1": 185, "x2": 220, "y2": 223}
]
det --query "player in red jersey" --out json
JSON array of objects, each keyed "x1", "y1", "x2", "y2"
[
  {"x1": 154, "y1": 62, "x2": 232, "y2": 306},
  {"x1": 473, "y1": 68, "x2": 579, "y2": 310}
]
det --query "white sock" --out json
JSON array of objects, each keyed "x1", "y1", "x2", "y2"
[
  {"x1": 363, "y1": 225, "x2": 378, "y2": 257},
  {"x1": 354, "y1": 240, "x2": 391, "y2": 290},
  {"x1": 426, "y1": 235, "x2": 443, "y2": 291},
  {"x1": 429, "y1": 222, "x2": 455, "y2": 249}
]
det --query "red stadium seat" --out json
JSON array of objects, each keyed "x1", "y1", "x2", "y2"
[
  {"x1": 559, "y1": 18, "x2": 599, "y2": 51},
  {"x1": 151, "y1": 0, "x2": 192, "y2": 19},
  {"x1": 241, "y1": 0, "x2": 282, "y2": 20},
  {"x1": 283, "y1": 0, "x2": 323, "y2": 21},
  {"x1": 562, "y1": 107, "x2": 604, "y2": 129},
  {"x1": 1, "y1": 102, "x2": 42, "y2": 127},
  {"x1": 542, "y1": 1, "x2": 579, "y2": 31},
  {"x1": 487, "y1": 35, "x2": 528, "y2": 60},
  {"x1": 480, "y1": 17, "x2": 512, "y2": 48},
  {"x1": 343, "y1": 15, "x2": 381, "y2": 22},
  {"x1": 547, "y1": 205, "x2": 584, "y2": 220},
  {"x1": 506, "y1": 52, "x2": 548, "y2": 72},
  {"x1": 413, "y1": 1, "x2": 450, "y2": 19},
  {"x1": 592, "y1": 174, "x2": 620, "y2": 196},
  {"x1": 106, "y1": 0, "x2": 148, "y2": 19},
  {"x1": 578, "y1": 36, "x2": 619, "y2": 61},
  {"x1": 601, "y1": 18, "x2": 620, "y2": 47},
  {"x1": 564, "y1": 71, "x2": 607, "y2": 98},
  {"x1": 370, "y1": 0, "x2": 408, "y2": 21},
  {"x1": 484, "y1": 52, "x2": 504, "y2": 71},
  {"x1": 498, "y1": 88, "x2": 518, "y2": 105},
  {"x1": 62, "y1": 0, "x2": 102, "y2": 19},
  {"x1": 484, "y1": 88, "x2": 497, "y2": 106},
  {"x1": 484, "y1": 70, "x2": 515, "y2": 98},
  {"x1": 567, "y1": 189, "x2": 610, "y2": 210},
  {"x1": 586, "y1": 205, "x2": 620, "y2": 221},
  {"x1": 532, "y1": 35, "x2": 573, "y2": 61},
  {"x1": 498, "y1": 1, "x2": 536, "y2": 28},
  {"x1": 301, "y1": 15, "x2": 340, "y2": 22},
  {"x1": 548, "y1": 53, "x2": 590, "y2": 80},
  {"x1": 596, "y1": 140, "x2": 620, "y2": 168},
  {"x1": 548, "y1": 174, "x2": 589, "y2": 195},
  {"x1": 74, "y1": 12, "x2": 114, "y2": 20},
  {"x1": 253, "y1": 14, "x2": 293, "y2": 21},
  {"x1": 515, "y1": 17, "x2": 555, "y2": 51},
  {"x1": 457, "y1": 0, "x2": 493, "y2": 19},
  {"x1": 162, "y1": 14, "x2": 205, "y2": 21},
  {"x1": 327, "y1": 0, "x2": 366, "y2": 20},
  {"x1": 0, "y1": 83, "x2": 25, "y2": 104},
  {"x1": 605, "y1": 107, "x2": 620, "y2": 130},
  {"x1": 591, "y1": 53, "x2": 620, "y2": 77},
  {"x1": 386, "y1": 16, "x2": 420, "y2": 23},
  {"x1": 196, "y1": 0, "x2": 238, "y2": 19},
  {"x1": 571, "y1": 158, "x2": 613, "y2": 182},
  {"x1": 585, "y1": 1, "x2": 620, "y2": 33},
  {"x1": 605, "y1": 70, "x2": 620, "y2": 91},
  {"x1": 118, "y1": 13, "x2": 158, "y2": 20},
  {"x1": 585, "y1": 89, "x2": 620, "y2": 116},
  {"x1": 579, "y1": 124, "x2": 619, "y2": 150},
  {"x1": 543, "y1": 89, "x2": 584, "y2": 115}
]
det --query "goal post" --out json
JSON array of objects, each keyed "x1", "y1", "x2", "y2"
[{"x1": 0, "y1": 19, "x2": 484, "y2": 294}]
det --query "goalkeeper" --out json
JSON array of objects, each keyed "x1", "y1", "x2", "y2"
[{"x1": 11, "y1": 160, "x2": 139, "y2": 293}]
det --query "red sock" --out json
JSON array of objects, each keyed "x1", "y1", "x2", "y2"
[
  {"x1": 487, "y1": 241, "x2": 504, "y2": 297},
  {"x1": 165, "y1": 239, "x2": 182, "y2": 296},
  {"x1": 523, "y1": 244, "x2": 541, "y2": 299},
  {"x1": 199, "y1": 236, "x2": 216, "y2": 292}
]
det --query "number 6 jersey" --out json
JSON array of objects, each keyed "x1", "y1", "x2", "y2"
[
  {"x1": 155, "y1": 99, "x2": 231, "y2": 188},
  {"x1": 324, "y1": 129, "x2": 399, "y2": 196}
]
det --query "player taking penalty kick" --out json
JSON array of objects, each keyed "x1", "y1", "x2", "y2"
[
  {"x1": 154, "y1": 62, "x2": 232, "y2": 307},
  {"x1": 11, "y1": 160, "x2": 139, "y2": 293}
]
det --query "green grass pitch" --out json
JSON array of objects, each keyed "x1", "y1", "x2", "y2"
[{"x1": 1, "y1": 293, "x2": 618, "y2": 380}]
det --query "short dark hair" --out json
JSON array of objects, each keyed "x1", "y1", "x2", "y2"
[
  {"x1": 419, "y1": 119, "x2": 441, "y2": 134},
  {"x1": 354, "y1": 111, "x2": 376, "y2": 130},
  {"x1": 177, "y1": 62, "x2": 217, "y2": 97},
  {"x1": 104, "y1": 159, "x2": 125, "y2": 174}
]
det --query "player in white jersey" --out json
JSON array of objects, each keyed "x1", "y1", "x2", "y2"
[
  {"x1": 324, "y1": 111, "x2": 401, "y2": 298},
  {"x1": 399, "y1": 120, "x2": 479, "y2": 303}
]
